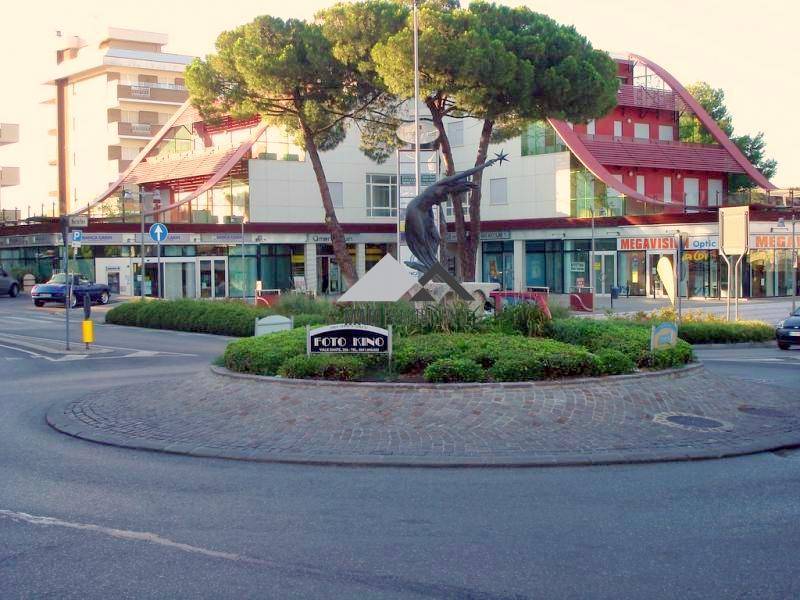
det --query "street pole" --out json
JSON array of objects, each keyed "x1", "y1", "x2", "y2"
[
  {"x1": 590, "y1": 205, "x2": 596, "y2": 313},
  {"x1": 412, "y1": 0, "x2": 422, "y2": 256},
  {"x1": 241, "y1": 217, "x2": 246, "y2": 302},
  {"x1": 792, "y1": 190, "x2": 797, "y2": 313},
  {"x1": 62, "y1": 218, "x2": 71, "y2": 350},
  {"x1": 157, "y1": 238, "x2": 162, "y2": 299},
  {"x1": 140, "y1": 191, "x2": 145, "y2": 301}
]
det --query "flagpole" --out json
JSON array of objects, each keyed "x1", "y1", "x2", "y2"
[{"x1": 413, "y1": 0, "x2": 420, "y2": 202}]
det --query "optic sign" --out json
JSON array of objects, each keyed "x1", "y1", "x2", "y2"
[{"x1": 307, "y1": 323, "x2": 391, "y2": 355}]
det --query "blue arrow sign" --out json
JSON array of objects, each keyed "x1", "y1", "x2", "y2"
[
  {"x1": 71, "y1": 230, "x2": 83, "y2": 243},
  {"x1": 149, "y1": 222, "x2": 168, "y2": 243}
]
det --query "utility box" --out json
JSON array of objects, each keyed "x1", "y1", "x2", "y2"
[
  {"x1": 255, "y1": 315, "x2": 293, "y2": 336},
  {"x1": 22, "y1": 274, "x2": 36, "y2": 291}
]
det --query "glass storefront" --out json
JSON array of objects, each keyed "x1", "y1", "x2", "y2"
[
  {"x1": 681, "y1": 249, "x2": 720, "y2": 298},
  {"x1": 743, "y1": 248, "x2": 798, "y2": 298},
  {"x1": 524, "y1": 240, "x2": 563, "y2": 293},
  {"x1": 227, "y1": 244, "x2": 259, "y2": 298},
  {"x1": 564, "y1": 240, "x2": 591, "y2": 291},
  {"x1": 259, "y1": 244, "x2": 304, "y2": 291},
  {"x1": 482, "y1": 241, "x2": 514, "y2": 290},
  {"x1": 617, "y1": 251, "x2": 646, "y2": 296}
]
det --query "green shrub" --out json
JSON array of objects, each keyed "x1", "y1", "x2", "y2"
[
  {"x1": 223, "y1": 329, "x2": 306, "y2": 375},
  {"x1": 292, "y1": 313, "x2": 327, "y2": 328},
  {"x1": 594, "y1": 349, "x2": 636, "y2": 376},
  {"x1": 106, "y1": 298, "x2": 272, "y2": 337},
  {"x1": 493, "y1": 303, "x2": 550, "y2": 337},
  {"x1": 278, "y1": 354, "x2": 366, "y2": 380},
  {"x1": 272, "y1": 293, "x2": 333, "y2": 318},
  {"x1": 490, "y1": 346, "x2": 598, "y2": 382},
  {"x1": 331, "y1": 301, "x2": 485, "y2": 336},
  {"x1": 423, "y1": 358, "x2": 486, "y2": 383},
  {"x1": 651, "y1": 342, "x2": 694, "y2": 369},
  {"x1": 547, "y1": 300, "x2": 571, "y2": 320},
  {"x1": 677, "y1": 321, "x2": 773, "y2": 344}
]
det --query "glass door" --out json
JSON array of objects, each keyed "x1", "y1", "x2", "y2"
[
  {"x1": 198, "y1": 258, "x2": 227, "y2": 298},
  {"x1": 593, "y1": 252, "x2": 616, "y2": 295},
  {"x1": 647, "y1": 253, "x2": 675, "y2": 297}
]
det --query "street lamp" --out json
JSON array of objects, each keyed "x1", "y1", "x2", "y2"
[{"x1": 123, "y1": 188, "x2": 161, "y2": 300}]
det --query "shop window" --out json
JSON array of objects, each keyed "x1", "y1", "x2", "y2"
[
  {"x1": 586, "y1": 119, "x2": 596, "y2": 135},
  {"x1": 617, "y1": 251, "x2": 646, "y2": 296},
  {"x1": 482, "y1": 241, "x2": 514, "y2": 291},
  {"x1": 636, "y1": 175, "x2": 645, "y2": 195},
  {"x1": 663, "y1": 177, "x2": 672, "y2": 203},
  {"x1": 525, "y1": 240, "x2": 563, "y2": 293}
]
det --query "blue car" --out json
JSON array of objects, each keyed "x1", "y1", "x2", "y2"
[
  {"x1": 776, "y1": 307, "x2": 800, "y2": 350},
  {"x1": 31, "y1": 273, "x2": 111, "y2": 308}
]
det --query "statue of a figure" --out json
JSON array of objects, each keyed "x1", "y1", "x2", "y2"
[{"x1": 403, "y1": 151, "x2": 508, "y2": 273}]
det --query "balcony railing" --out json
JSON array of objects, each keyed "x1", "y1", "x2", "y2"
[
  {"x1": 578, "y1": 133, "x2": 722, "y2": 150},
  {"x1": 116, "y1": 84, "x2": 188, "y2": 105},
  {"x1": 112, "y1": 122, "x2": 157, "y2": 137},
  {"x1": 617, "y1": 84, "x2": 677, "y2": 111}
]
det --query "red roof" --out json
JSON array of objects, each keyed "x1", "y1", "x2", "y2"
[
  {"x1": 124, "y1": 145, "x2": 243, "y2": 185},
  {"x1": 579, "y1": 134, "x2": 744, "y2": 173}
]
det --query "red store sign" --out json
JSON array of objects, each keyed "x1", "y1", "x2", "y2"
[{"x1": 618, "y1": 237, "x2": 677, "y2": 251}]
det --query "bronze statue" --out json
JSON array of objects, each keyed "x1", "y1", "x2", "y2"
[{"x1": 403, "y1": 151, "x2": 508, "y2": 273}]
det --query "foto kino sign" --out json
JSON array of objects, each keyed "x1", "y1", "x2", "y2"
[{"x1": 307, "y1": 323, "x2": 392, "y2": 356}]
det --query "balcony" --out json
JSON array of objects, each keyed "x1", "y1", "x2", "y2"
[
  {"x1": 617, "y1": 84, "x2": 677, "y2": 111},
  {"x1": 113, "y1": 121, "x2": 159, "y2": 138},
  {"x1": 116, "y1": 83, "x2": 188, "y2": 105},
  {"x1": 577, "y1": 133, "x2": 743, "y2": 173},
  {"x1": 0, "y1": 166, "x2": 20, "y2": 187}
]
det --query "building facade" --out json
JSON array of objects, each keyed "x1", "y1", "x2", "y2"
[
  {"x1": 0, "y1": 123, "x2": 21, "y2": 223},
  {"x1": 45, "y1": 28, "x2": 193, "y2": 216},
  {"x1": 1, "y1": 53, "x2": 796, "y2": 300}
]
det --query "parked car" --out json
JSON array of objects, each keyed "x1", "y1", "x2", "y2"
[
  {"x1": 775, "y1": 308, "x2": 800, "y2": 350},
  {"x1": 30, "y1": 273, "x2": 111, "y2": 308},
  {"x1": 0, "y1": 267, "x2": 20, "y2": 298}
]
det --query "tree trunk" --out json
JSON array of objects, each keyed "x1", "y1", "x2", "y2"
[
  {"x1": 301, "y1": 123, "x2": 358, "y2": 287},
  {"x1": 461, "y1": 118, "x2": 494, "y2": 282},
  {"x1": 428, "y1": 100, "x2": 470, "y2": 280}
]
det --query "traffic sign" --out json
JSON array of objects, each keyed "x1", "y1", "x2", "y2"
[
  {"x1": 68, "y1": 215, "x2": 88, "y2": 228},
  {"x1": 149, "y1": 222, "x2": 168, "y2": 243},
  {"x1": 71, "y1": 230, "x2": 83, "y2": 243}
]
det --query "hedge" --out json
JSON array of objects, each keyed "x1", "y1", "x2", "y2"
[
  {"x1": 278, "y1": 354, "x2": 366, "y2": 381},
  {"x1": 677, "y1": 321, "x2": 774, "y2": 344},
  {"x1": 223, "y1": 329, "x2": 306, "y2": 375},
  {"x1": 423, "y1": 358, "x2": 486, "y2": 383},
  {"x1": 106, "y1": 298, "x2": 272, "y2": 337}
]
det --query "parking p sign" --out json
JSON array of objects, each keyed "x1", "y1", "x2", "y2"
[{"x1": 71, "y1": 230, "x2": 83, "y2": 248}]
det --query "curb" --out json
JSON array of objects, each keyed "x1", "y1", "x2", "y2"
[
  {"x1": 692, "y1": 341, "x2": 777, "y2": 350},
  {"x1": 45, "y1": 400, "x2": 800, "y2": 468},
  {"x1": 208, "y1": 362, "x2": 703, "y2": 391}
]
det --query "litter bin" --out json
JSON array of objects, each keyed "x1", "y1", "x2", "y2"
[{"x1": 610, "y1": 286, "x2": 620, "y2": 300}]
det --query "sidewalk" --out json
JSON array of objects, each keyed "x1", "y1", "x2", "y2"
[{"x1": 47, "y1": 363, "x2": 800, "y2": 468}]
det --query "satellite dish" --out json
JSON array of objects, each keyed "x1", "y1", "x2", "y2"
[{"x1": 396, "y1": 120, "x2": 440, "y2": 145}]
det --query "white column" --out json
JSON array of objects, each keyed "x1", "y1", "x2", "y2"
[
  {"x1": 356, "y1": 243, "x2": 366, "y2": 278},
  {"x1": 513, "y1": 239, "x2": 525, "y2": 292},
  {"x1": 304, "y1": 243, "x2": 317, "y2": 294},
  {"x1": 474, "y1": 243, "x2": 482, "y2": 282}
]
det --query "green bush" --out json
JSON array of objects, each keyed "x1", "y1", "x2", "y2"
[
  {"x1": 594, "y1": 349, "x2": 636, "y2": 376},
  {"x1": 547, "y1": 300, "x2": 571, "y2": 320},
  {"x1": 292, "y1": 313, "x2": 328, "y2": 329},
  {"x1": 272, "y1": 293, "x2": 333, "y2": 318},
  {"x1": 278, "y1": 354, "x2": 366, "y2": 380},
  {"x1": 490, "y1": 346, "x2": 598, "y2": 381},
  {"x1": 106, "y1": 298, "x2": 272, "y2": 337},
  {"x1": 493, "y1": 303, "x2": 550, "y2": 337},
  {"x1": 331, "y1": 301, "x2": 485, "y2": 336},
  {"x1": 423, "y1": 358, "x2": 486, "y2": 383},
  {"x1": 223, "y1": 329, "x2": 306, "y2": 375},
  {"x1": 546, "y1": 318, "x2": 693, "y2": 369},
  {"x1": 677, "y1": 321, "x2": 774, "y2": 344}
]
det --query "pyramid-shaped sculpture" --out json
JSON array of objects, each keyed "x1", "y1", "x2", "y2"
[{"x1": 337, "y1": 255, "x2": 419, "y2": 303}]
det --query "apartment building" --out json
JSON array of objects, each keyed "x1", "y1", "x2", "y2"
[
  {"x1": 0, "y1": 123, "x2": 21, "y2": 222},
  {"x1": 2, "y1": 52, "x2": 795, "y2": 300},
  {"x1": 45, "y1": 28, "x2": 193, "y2": 216}
]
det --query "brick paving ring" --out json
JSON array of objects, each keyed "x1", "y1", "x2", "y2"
[{"x1": 46, "y1": 363, "x2": 800, "y2": 467}]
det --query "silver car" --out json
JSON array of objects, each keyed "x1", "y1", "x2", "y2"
[{"x1": 0, "y1": 267, "x2": 20, "y2": 298}]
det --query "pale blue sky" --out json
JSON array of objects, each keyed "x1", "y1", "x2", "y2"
[{"x1": 1, "y1": 0, "x2": 797, "y2": 213}]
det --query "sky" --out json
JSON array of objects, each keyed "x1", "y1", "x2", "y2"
[{"x1": 1, "y1": 0, "x2": 797, "y2": 216}]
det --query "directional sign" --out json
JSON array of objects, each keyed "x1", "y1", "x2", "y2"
[
  {"x1": 68, "y1": 215, "x2": 88, "y2": 228},
  {"x1": 149, "y1": 222, "x2": 168, "y2": 243},
  {"x1": 71, "y1": 230, "x2": 83, "y2": 243}
]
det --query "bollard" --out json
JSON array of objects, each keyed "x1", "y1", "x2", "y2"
[{"x1": 82, "y1": 294, "x2": 93, "y2": 350}]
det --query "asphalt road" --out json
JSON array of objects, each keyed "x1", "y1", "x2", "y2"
[{"x1": 1, "y1": 295, "x2": 799, "y2": 599}]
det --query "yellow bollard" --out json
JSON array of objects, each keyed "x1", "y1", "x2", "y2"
[{"x1": 82, "y1": 319, "x2": 94, "y2": 349}]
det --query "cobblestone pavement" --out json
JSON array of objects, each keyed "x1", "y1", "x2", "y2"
[{"x1": 47, "y1": 364, "x2": 800, "y2": 467}]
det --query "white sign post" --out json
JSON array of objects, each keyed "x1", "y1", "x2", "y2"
[{"x1": 719, "y1": 206, "x2": 750, "y2": 321}]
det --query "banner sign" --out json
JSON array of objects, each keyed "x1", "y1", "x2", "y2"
[
  {"x1": 307, "y1": 323, "x2": 392, "y2": 356},
  {"x1": 650, "y1": 322, "x2": 678, "y2": 351}
]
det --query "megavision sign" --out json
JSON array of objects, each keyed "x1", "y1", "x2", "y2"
[{"x1": 307, "y1": 323, "x2": 392, "y2": 356}]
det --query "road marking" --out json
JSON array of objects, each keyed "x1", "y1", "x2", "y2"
[{"x1": 0, "y1": 509, "x2": 273, "y2": 567}]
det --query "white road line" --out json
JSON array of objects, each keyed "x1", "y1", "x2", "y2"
[{"x1": 0, "y1": 509, "x2": 274, "y2": 567}]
